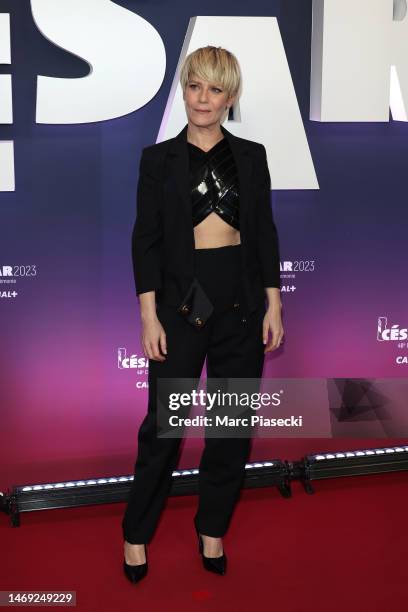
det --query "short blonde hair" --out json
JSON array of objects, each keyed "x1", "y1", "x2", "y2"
[{"x1": 180, "y1": 46, "x2": 241, "y2": 100}]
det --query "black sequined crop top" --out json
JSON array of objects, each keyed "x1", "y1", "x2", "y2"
[{"x1": 188, "y1": 137, "x2": 240, "y2": 230}]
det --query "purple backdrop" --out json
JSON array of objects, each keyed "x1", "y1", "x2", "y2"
[{"x1": 1, "y1": 0, "x2": 407, "y2": 490}]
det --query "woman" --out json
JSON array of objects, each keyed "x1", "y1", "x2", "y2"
[{"x1": 122, "y1": 46, "x2": 284, "y2": 584}]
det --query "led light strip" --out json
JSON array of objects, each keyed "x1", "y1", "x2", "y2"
[
  {"x1": 19, "y1": 460, "x2": 277, "y2": 492},
  {"x1": 312, "y1": 446, "x2": 408, "y2": 461}
]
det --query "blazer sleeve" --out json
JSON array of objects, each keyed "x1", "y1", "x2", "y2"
[
  {"x1": 255, "y1": 144, "x2": 281, "y2": 289},
  {"x1": 131, "y1": 146, "x2": 163, "y2": 295}
]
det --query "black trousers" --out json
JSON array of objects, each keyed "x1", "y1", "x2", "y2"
[{"x1": 122, "y1": 244, "x2": 266, "y2": 544}]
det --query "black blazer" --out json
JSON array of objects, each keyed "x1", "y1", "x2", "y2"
[{"x1": 131, "y1": 123, "x2": 281, "y2": 316}]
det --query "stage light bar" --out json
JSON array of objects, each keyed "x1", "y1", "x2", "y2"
[
  {"x1": 1, "y1": 459, "x2": 287, "y2": 527},
  {"x1": 303, "y1": 445, "x2": 408, "y2": 491}
]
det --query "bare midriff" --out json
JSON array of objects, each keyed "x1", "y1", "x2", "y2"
[{"x1": 193, "y1": 212, "x2": 241, "y2": 249}]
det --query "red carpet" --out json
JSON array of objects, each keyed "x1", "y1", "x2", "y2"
[{"x1": 1, "y1": 469, "x2": 407, "y2": 611}]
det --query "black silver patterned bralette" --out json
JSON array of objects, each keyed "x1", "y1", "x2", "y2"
[{"x1": 188, "y1": 137, "x2": 240, "y2": 230}]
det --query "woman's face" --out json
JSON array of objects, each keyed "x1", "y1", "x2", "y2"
[{"x1": 183, "y1": 74, "x2": 234, "y2": 128}]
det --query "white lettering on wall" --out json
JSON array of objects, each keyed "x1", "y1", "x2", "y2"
[
  {"x1": 2, "y1": 3, "x2": 407, "y2": 192},
  {"x1": 32, "y1": 0, "x2": 166, "y2": 124},
  {"x1": 0, "y1": 13, "x2": 14, "y2": 192},
  {"x1": 310, "y1": 0, "x2": 408, "y2": 122}
]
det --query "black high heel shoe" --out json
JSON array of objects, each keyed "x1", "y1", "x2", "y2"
[
  {"x1": 123, "y1": 542, "x2": 148, "y2": 584},
  {"x1": 194, "y1": 523, "x2": 227, "y2": 575}
]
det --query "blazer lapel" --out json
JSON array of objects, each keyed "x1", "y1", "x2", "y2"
[{"x1": 167, "y1": 123, "x2": 252, "y2": 228}]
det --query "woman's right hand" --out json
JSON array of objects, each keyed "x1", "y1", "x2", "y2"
[{"x1": 141, "y1": 313, "x2": 167, "y2": 361}]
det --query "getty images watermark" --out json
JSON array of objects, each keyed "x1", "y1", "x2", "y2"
[{"x1": 155, "y1": 378, "x2": 304, "y2": 438}]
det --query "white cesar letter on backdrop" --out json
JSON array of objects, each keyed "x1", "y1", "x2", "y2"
[
  {"x1": 32, "y1": 0, "x2": 166, "y2": 124},
  {"x1": 0, "y1": 12, "x2": 14, "y2": 192},
  {"x1": 390, "y1": 0, "x2": 408, "y2": 120},
  {"x1": 310, "y1": 0, "x2": 408, "y2": 122},
  {"x1": 159, "y1": 16, "x2": 319, "y2": 190}
]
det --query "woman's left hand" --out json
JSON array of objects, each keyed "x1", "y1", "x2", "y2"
[{"x1": 262, "y1": 306, "x2": 284, "y2": 353}]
